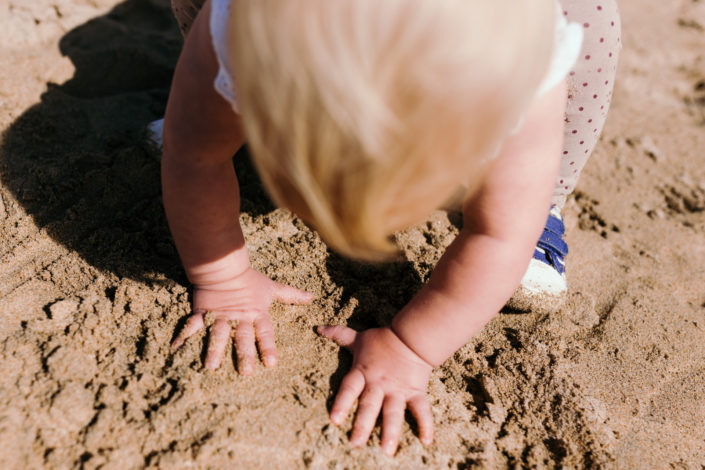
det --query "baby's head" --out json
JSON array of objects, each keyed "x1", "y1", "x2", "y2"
[{"x1": 228, "y1": 0, "x2": 555, "y2": 260}]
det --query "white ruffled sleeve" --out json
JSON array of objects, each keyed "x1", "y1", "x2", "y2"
[
  {"x1": 209, "y1": 0, "x2": 240, "y2": 113},
  {"x1": 536, "y1": 6, "x2": 584, "y2": 97},
  {"x1": 504, "y1": 5, "x2": 583, "y2": 140}
]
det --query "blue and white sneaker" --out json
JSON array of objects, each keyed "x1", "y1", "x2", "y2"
[
  {"x1": 144, "y1": 118, "x2": 164, "y2": 158},
  {"x1": 521, "y1": 206, "x2": 568, "y2": 295},
  {"x1": 507, "y1": 207, "x2": 568, "y2": 311}
]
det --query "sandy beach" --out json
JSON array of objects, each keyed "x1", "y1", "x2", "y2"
[{"x1": 1, "y1": 0, "x2": 705, "y2": 468}]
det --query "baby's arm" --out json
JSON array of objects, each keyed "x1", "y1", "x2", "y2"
[
  {"x1": 391, "y1": 81, "x2": 567, "y2": 365},
  {"x1": 162, "y1": 0, "x2": 248, "y2": 284},
  {"x1": 162, "y1": 0, "x2": 311, "y2": 372},
  {"x1": 319, "y1": 82, "x2": 566, "y2": 454}
]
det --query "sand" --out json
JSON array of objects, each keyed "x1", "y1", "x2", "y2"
[{"x1": 1, "y1": 0, "x2": 704, "y2": 468}]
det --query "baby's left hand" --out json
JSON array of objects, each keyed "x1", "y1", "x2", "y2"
[{"x1": 316, "y1": 325, "x2": 434, "y2": 455}]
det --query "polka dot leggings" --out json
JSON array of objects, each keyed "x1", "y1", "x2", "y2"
[
  {"x1": 171, "y1": 0, "x2": 205, "y2": 37},
  {"x1": 553, "y1": 0, "x2": 622, "y2": 208}
]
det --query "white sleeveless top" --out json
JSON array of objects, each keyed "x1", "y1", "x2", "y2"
[{"x1": 209, "y1": 0, "x2": 583, "y2": 116}]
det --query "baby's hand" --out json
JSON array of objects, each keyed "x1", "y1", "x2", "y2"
[
  {"x1": 172, "y1": 268, "x2": 313, "y2": 374},
  {"x1": 317, "y1": 325, "x2": 434, "y2": 455}
]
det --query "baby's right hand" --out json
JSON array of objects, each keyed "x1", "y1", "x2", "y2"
[{"x1": 171, "y1": 267, "x2": 313, "y2": 374}]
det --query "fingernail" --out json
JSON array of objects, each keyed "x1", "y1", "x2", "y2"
[
  {"x1": 383, "y1": 442, "x2": 395, "y2": 455},
  {"x1": 331, "y1": 412, "x2": 343, "y2": 424},
  {"x1": 263, "y1": 356, "x2": 276, "y2": 367},
  {"x1": 205, "y1": 361, "x2": 217, "y2": 370},
  {"x1": 422, "y1": 437, "x2": 432, "y2": 445}
]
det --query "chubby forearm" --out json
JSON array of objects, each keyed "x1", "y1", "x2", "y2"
[
  {"x1": 392, "y1": 82, "x2": 566, "y2": 367},
  {"x1": 160, "y1": 0, "x2": 249, "y2": 286},
  {"x1": 161, "y1": 153, "x2": 249, "y2": 285},
  {"x1": 391, "y1": 227, "x2": 536, "y2": 366}
]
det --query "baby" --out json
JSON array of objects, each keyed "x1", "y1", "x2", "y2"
[{"x1": 156, "y1": 0, "x2": 621, "y2": 456}]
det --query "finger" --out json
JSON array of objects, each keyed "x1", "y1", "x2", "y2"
[
  {"x1": 316, "y1": 325, "x2": 357, "y2": 349},
  {"x1": 408, "y1": 395, "x2": 434, "y2": 445},
  {"x1": 204, "y1": 318, "x2": 231, "y2": 370},
  {"x1": 350, "y1": 387, "x2": 384, "y2": 447},
  {"x1": 381, "y1": 396, "x2": 406, "y2": 456},
  {"x1": 254, "y1": 316, "x2": 277, "y2": 367},
  {"x1": 330, "y1": 368, "x2": 365, "y2": 425},
  {"x1": 171, "y1": 312, "x2": 205, "y2": 351},
  {"x1": 272, "y1": 283, "x2": 314, "y2": 304},
  {"x1": 233, "y1": 321, "x2": 257, "y2": 375}
]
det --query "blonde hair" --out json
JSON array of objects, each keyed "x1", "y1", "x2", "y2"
[{"x1": 228, "y1": 0, "x2": 555, "y2": 260}]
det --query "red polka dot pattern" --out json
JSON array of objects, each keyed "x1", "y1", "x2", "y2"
[{"x1": 552, "y1": 0, "x2": 621, "y2": 209}]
